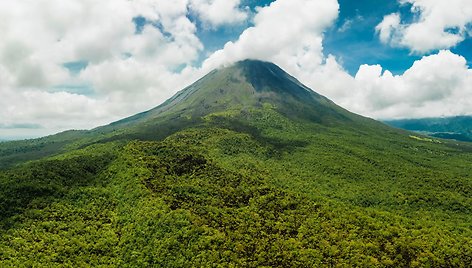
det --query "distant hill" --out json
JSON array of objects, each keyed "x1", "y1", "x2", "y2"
[
  {"x1": 384, "y1": 116, "x2": 472, "y2": 142},
  {"x1": 0, "y1": 60, "x2": 471, "y2": 267}
]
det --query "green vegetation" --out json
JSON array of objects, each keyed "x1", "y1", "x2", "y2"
[
  {"x1": 0, "y1": 60, "x2": 471, "y2": 266},
  {"x1": 409, "y1": 135, "x2": 441, "y2": 143}
]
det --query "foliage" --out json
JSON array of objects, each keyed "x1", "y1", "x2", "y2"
[{"x1": 1, "y1": 120, "x2": 471, "y2": 266}]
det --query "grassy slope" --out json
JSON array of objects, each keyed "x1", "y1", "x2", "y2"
[{"x1": 1, "y1": 105, "x2": 471, "y2": 267}]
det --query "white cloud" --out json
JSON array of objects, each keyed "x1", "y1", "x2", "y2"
[
  {"x1": 0, "y1": 0, "x2": 206, "y2": 137},
  {"x1": 0, "y1": 0, "x2": 203, "y2": 88},
  {"x1": 201, "y1": 0, "x2": 339, "y2": 74},
  {"x1": 0, "y1": 87, "x2": 107, "y2": 131},
  {"x1": 346, "y1": 50, "x2": 472, "y2": 119},
  {"x1": 377, "y1": 0, "x2": 472, "y2": 53},
  {"x1": 375, "y1": 13, "x2": 401, "y2": 44},
  {"x1": 190, "y1": 0, "x2": 248, "y2": 28},
  {"x1": 284, "y1": 50, "x2": 472, "y2": 120}
]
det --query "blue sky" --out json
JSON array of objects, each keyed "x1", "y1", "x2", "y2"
[
  {"x1": 1, "y1": 0, "x2": 472, "y2": 139},
  {"x1": 323, "y1": 0, "x2": 418, "y2": 75},
  {"x1": 192, "y1": 0, "x2": 471, "y2": 75}
]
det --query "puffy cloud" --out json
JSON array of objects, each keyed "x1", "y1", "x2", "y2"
[
  {"x1": 0, "y1": 0, "x2": 202, "y2": 95},
  {"x1": 0, "y1": 87, "x2": 108, "y2": 132},
  {"x1": 201, "y1": 0, "x2": 339, "y2": 73},
  {"x1": 375, "y1": 13, "x2": 401, "y2": 44},
  {"x1": 376, "y1": 0, "x2": 472, "y2": 53},
  {"x1": 190, "y1": 0, "x2": 248, "y2": 28},
  {"x1": 0, "y1": 0, "x2": 206, "y2": 137},
  {"x1": 281, "y1": 50, "x2": 471, "y2": 120},
  {"x1": 0, "y1": 0, "x2": 202, "y2": 79},
  {"x1": 346, "y1": 50, "x2": 472, "y2": 119}
]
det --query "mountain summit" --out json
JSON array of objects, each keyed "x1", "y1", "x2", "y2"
[{"x1": 107, "y1": 59, "x2": 363, "y2": 134}]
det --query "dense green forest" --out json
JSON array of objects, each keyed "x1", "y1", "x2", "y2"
[{"x1": 1, "y1": 60, "x2": 471, "y2": 266}]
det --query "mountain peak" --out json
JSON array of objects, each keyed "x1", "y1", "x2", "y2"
[
  {"x1": 107, "y1": 59, "x2": 357, "y2": 129},
  {"x1": 229, "y1": 59, "x2": 313, "y2": 96},
  {"x1": 233, "y1": 58, "x2": 278, "y2": 69},
  {"x1": 212, "y1": 59, "x2": 323, "y2": 104}
]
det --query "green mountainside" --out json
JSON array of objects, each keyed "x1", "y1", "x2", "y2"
[
  {"x1": 384, "y1": 116, "x2": 472, "y2": 142},
  {"x1": 1, "y1": 60, "x2": 471, "y2": 267}
]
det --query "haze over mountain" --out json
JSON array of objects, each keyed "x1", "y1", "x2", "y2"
[
  {"x1": 385, "y1": 116, "x2": 472, "y2": 142},
  {"x1": 0, "y1": 60, "x2": 471, "y2": 267}
]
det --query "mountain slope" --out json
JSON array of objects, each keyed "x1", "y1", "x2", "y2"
[
  {"x1": 0, "y1": 60, "x2": 471, "y2": 266},
  {"x1": 97, "y1": 59, "x2": 372, "y2": 140},
  {"x1": 109, "y1": 60, "x2": 352, "y2": 125},
  {"x1": 0, "y1": 59, "x2": 375, "y2": 168}
]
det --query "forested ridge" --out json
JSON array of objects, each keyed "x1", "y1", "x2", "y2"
[{"x1": 1, "y1": 110, "x2": 471, "y2": 267}]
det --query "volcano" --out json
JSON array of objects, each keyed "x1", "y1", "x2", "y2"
[
  {"x1": 91, "y1": 59, "x2": 383, "y2": 141},
  {"x1": 111, "y1": 59, "x2": 352, "y2": 125}
]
